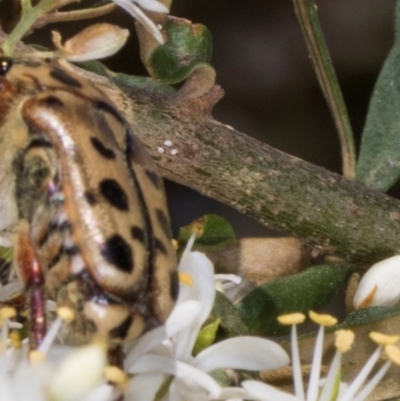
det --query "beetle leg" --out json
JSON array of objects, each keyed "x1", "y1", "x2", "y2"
[{"x1": 14, "y1": 220, "x2": 46, "y2": 349}]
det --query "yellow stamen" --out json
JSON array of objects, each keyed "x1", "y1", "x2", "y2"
[
  {"x1": 179, "y1": 272, "x2": 193, "y2": 287},
  {"x1": 171, "y1": 239, "x2": 179, "y2": 250},
  {"x1": 57, "y1": 307, "x2": 74, "y2": 322},
  {"x1": 0, "y1": 306, "x2": 16, "y2": 319},
  {"x1": 190, "y1": 221, "x2": 204, "y2": 237},
  {"x1": 309, "y1": 311, "x2": 337, "y2": 326},
  {"x1": 369, "y1": 332, "x2": 400, "y2": 346},
  {"x1": 104, "y1": 365, "x2": 128, "y2": 387},
  {"x1": 9, "y1": 331, "x2": 21, "y2": 349},
  {"x1": 278, "y1": 313, "x2": 306, "y2": 325},
  {"x1": 385, "y1": 345, "x2": 400, "y2": 365},
  {"x1": 335, "y1": 329, "x2": 354, "y2": 353},
  {"x1": 29, "y1": 350, "x2": 46, "y2": 363}
]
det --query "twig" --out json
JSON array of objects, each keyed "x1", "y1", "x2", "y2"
[
  {"x1": 292, "y1": 0, "x2": 356, "y2": 179},
  {"x1": 32, "y1": 4, "x2": 117, "y2": 31},
  {"x1": 74, "y1": 63, "x2": 400, "y2": 266}
]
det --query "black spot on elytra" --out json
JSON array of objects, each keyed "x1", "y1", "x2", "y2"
[
  {"x1": 156, "y1": 209, "x2": 171, "y2": 238},
  {"x1": 84, "y1": 191, "x2": 97, "y2": 205},
  {"x1": 154, "y1": 238, "x2": 167, "y2": 255},
  {"x1": 65, "y1": 245, "x2": 79, "y2": 256},
  {"x1": 38, "y1": 220, "x2": 71, "y2": 247},
  {"x1": 145, "y1": 169, "x2": 161, "y2": 189},
  {"x1": 26, "y1": 137, "x2": 53, "y2": 150},
  {"x1": 131, "y1": 226, "x2": 146, "y2": 244},
  {"x1": 101, "y1": 234, "x2": 133, "y2": 273},
  {"x1": 90, "y1": 137, "x2": 116, "y2": 159},
  {"x1": 58, "y1": 220, "x2": 72, "y2": 231},
  {"x1": 50, "y1": 67, "x2": 82, "y2": 88},
  {"x1": 99, "y1": 179, "x2": 129, "y2": 211},
  {"x1": 48, "y1": 245, "x2": 64, "y2": 269},
  {"x1": 109, "y1": 315, "x2": 133, "y2": 340},
  {"x1": 125, "y1": 129, "x2": 146, "y2": 166},
  {"x1": 95, "y1": 101, "x2": 124, "y2": 123},
  {"x1": 39, "y1": 96, "x2": 65, "y2": 108},
  {"x1": 170, "y1": 271, "x2": 179, "y2": 301}
]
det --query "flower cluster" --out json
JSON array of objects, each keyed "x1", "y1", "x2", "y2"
[
  {"x1": 242, "y1": 312, "x2": 400, "y2": 401},
  {"x1": 123, "y1": 239, "x2": 290, "y2": 400},
  {"x1": 2, "y1": 243, "x2": 400, "y2": 401}
]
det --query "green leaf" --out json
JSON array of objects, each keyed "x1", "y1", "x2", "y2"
[
  {"x1": 338, "y1": 305, "x2": 400, "y2": 328},
  {"x1": 211, "y1": 291, "x2": 249, "y2": 337},
  {"x1": 76, "y1": 60, "x2": 110, "y2": 77},
  {"x1": 236, "y1": 264, "x2": 355, "y2": 336},
  {"x1": 76, "y1": 61, "x2": 175, "y2": 95},
  {"x1": 0, "y1": 247, "x2": 12, "y2": 262},
  {"x1": 146, "y1": 19, "x2": 213, "y2": 84},
  {"x1": 192, "y1": 317, "x2": 220, "y2": 356},
  {"x1": 178, "y1": 214, "x2": 236, "y2": 251},
  {"x1": 356, "y1": 0, "x2": 400, "y2": 191}
]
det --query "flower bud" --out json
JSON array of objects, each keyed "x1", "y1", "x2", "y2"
[
  {"x1": 354, "y1": 255, "x2": 400, "y2": 308},
  {"x1": 52, "y1": 23, "x2": 129, "y2": 62}
]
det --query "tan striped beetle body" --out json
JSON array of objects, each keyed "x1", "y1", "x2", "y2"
[{"x1": 0, "y1": 57, "x2": 178, "y2": 347}]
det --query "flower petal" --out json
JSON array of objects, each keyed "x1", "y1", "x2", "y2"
[
  {"x1": 48, "y1": 343, "x2": 107, "y2": 401},
  {"x1": 132, "y1": 0, "x2": 169, "y2": 13},
  {"x1": 0, "y1": 280, "x2": 23, "y2": 302},
  {"x1": 112, "y1": 0, "x2": 164, "y2": 43},
  {"x1": 125, "y1": 373, "x2": 166, "y2": 401},
  {"x1": 192, "y1": 337, "x2": 289, "y2": 372},
  {"x1": 174, "y1": 252, "x2": 216, "y2": 360},
  {"x1": 82, "y1": 384, "x2": 119, "y2": 401},
  {"x1": 242, "y1": 380, "x2": 302, "y2": 401},
  {"x1": 124, "y1": 300, "x2": 201, "y2": 366},
  {"x1": 217, "y1": 386, "x2": 252, "y2": 400},
  {"x1": 128, "y1": 354, "x2": 221, "y2": 398}
]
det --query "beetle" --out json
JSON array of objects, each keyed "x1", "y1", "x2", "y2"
[{"x1": 0, "y1": 56, "x2": 178, "y2": 352}]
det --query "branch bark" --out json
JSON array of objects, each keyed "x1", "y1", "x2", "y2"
[{"x1": 78, "y1": 67, "x2": 400, "y2": 266}]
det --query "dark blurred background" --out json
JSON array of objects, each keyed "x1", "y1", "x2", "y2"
[{"x1": 3, "y1": 0, "x2": 397, "y2": 237}]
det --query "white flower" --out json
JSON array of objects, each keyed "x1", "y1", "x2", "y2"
[
  {"x1": 48, "y1": 342, "x2": 107, "y2": 401},
  {"x1": 0, "y1": 307, "x2": 117, "y2": 401},
  {"x1": 112, "y1": 0, "x2": 169, "y2": 44},
  {"x1": 354, "y1": 255, "x2": 400, "y2": 308},
  {"x1": 241, "y1": 313, "x2": 400, "y2": 401},
  {"x1": 124, "y1": 239, "x2": 290, "y2": 401}
]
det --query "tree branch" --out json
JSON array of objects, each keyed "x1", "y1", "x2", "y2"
[{"x1": 76, "y1": 66, "x2": 400, "y2": 266}]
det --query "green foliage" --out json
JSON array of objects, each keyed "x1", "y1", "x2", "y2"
[
  {"x1": 0, "y1": 247, "x2": 12, "y2": 262},
  {"x1": 177, "y1": 214, "x2": 236, "y2": 251},
  {"x1": 356, "y1": 0, "x2": 400, "y2": 191},
  {"x1": 146, "y1": 20, "x2": 212, "y2": 84},
  {"x1": 236, "y1": 264, "x2": 355, "y2": 336},
  {"x1": 338, "y1": 305, "x2": 400, "y2": 328},
  {"x1": 211, "y1": 291, "x2": 249, "y2": 337},
  {"x1": 192, "y1": 317, "x2": 221, "y2": 355},
  {"x1": 77, "y1": 61, "x2": 175, "y2": 95}
]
